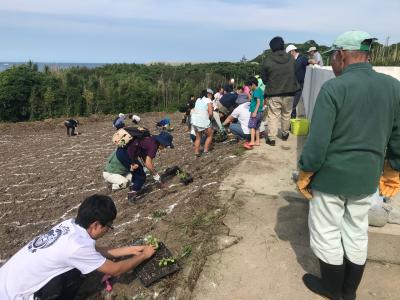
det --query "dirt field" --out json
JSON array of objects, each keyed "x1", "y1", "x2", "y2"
[{"x1": 0, "y1": 113, "x2": 242, "y2": 299}]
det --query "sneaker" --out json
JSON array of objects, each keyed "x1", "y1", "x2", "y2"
[
  {"x1": 281, "y1": 132, "x2": 289, "y2": 141},
  {"x1": 127, "y1": 191, "x2": 138, "y2": 204},
  {"x1": 265, "y1": 137, "x2": 276, "y2": 146}
]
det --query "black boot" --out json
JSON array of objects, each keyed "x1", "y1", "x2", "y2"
[
  {"x1": 342, "y1": 258, "x2": 365, "y2": 300},
  {"x1": 303, "y1": 259, "x2": 345, "y2": 300}
]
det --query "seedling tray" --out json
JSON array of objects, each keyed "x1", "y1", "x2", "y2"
[{"x1": 133, "y1": 241, "x2": 181, "y2": 287}]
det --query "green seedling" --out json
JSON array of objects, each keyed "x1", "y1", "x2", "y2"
[
  {"x1": 152, "y1": 210, "x2": 167, "y2": 219},
  {"x1": 176, "y1": 170, "x2": 189, "y2": 180},
  {"x1": 144, "y1": 235, "x2": 159, "y2": 249},
  {"x1": 179, "y1": 245, "x2": 192, "y2": 259},
  {"x1": 158, "y1": 256, "x2": 176, "y2": 267}
]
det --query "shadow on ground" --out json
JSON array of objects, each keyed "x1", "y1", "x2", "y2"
[{"x1": 274, "y1": 191, "x2": 319, "y2": 275}]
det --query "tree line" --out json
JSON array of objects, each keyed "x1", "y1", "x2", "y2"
[
  {"x1": 0, "y1": 61, "x2": 259, "y2": 122},
  {"x1": 1, "y1": 41, "x2": 399, "y2": 122}
]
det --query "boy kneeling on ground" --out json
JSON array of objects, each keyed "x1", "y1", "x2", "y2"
[{"x1": 0, "y1": 194, "x2": 155, "y2": 300}]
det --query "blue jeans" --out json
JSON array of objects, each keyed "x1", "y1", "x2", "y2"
[
  {"x1": 229, "y1": 123, "x2": 250, "y2": 141},
  {"x1": 130, "y1": 161, "x2": 146, "y2": 192}
]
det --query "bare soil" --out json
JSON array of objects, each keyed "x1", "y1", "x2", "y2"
[{"x1": 0, "y1": 112, "x2": 242, "y2": 299}]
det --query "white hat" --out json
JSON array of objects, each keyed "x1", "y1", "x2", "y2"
[
  {"x1": 286, "y1": 44, "x2": 297, "y2": 53},
  {"x1": 132, "y1": 115, "x2": 141, "y2": 122},
  {"x1": 307, "y1": 46, "x2": 317, "y2": 52},
  {"x1": 207, "y1": 88, "x2": 214, "y2": 94},
  {"x1": 118, "y1": 113, "x2": 125, "y2": 118}
]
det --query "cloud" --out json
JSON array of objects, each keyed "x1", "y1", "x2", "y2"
[{"x1": 1, "y1": 0, "x2": 399, "y2": 43}]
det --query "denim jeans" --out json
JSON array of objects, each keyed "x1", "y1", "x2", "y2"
[
  {"x1": 131, "y1": 161, "x2": 147, "y2": 192},
  {"x1": 229, "y1": 123, "x2": 250, "y2": 141}
]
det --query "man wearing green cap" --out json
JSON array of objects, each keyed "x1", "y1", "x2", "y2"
[{"x1": 297, "y1": 31, "x2": 400, "y2": 300}]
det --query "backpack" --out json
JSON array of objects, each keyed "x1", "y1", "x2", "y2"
[{"x1": 112, "y1": 126, "x2": 150, "y2": 148}]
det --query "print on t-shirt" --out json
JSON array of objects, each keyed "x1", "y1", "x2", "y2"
[{"x1": 28, "y1": 225, "x2": 70, "y2": 253}]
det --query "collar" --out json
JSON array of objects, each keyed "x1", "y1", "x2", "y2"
[{"x1": 342, "y1": 62, "x2": 372, "y2": 74}]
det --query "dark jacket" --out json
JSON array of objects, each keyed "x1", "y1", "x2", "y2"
[
  {"x1": 295, "y1": 55, "x2": 309, "y2": 86},
  {"x1": 261, "y1": 50, "x2": 299, "y2": 97}
]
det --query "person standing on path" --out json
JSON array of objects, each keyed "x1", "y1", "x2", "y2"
[
  {"x1": 286, "y1": 44, "x2": 316, "y2": 118},
  {"x1": 297, "y1": 31, "x2": 400, "y2": 300},
  {"x1": 261, "y1": 36, "x2": 299, "y2": 146}
]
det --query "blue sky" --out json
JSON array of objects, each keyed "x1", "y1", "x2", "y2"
[{"x1": 0, "y1": 0, "x2": 399, "y2": 63}]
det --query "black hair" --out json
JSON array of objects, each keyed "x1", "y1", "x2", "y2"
[
  {"x1": 75, "y1": 194, "x2": 117, "y2": 229},
  {"x1": 223, "y1": 83, "x2": 233, "y2": 93},
  {"x1": 269, "y1": 36, "x2": 285, "y2": 52},
  {"x1": 200, "y1": 89, "x2": 208, "y2": 98},
  {"x1": 250, "y1": 77, "x2": 258, "y2": 86}
]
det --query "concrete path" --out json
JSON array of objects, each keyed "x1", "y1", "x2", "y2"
[{"x1": 191, "y1": 136, "x2": 400, "y2": 300}]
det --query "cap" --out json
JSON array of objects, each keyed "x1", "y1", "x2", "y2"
[
  {"x1": 286, "y1": 44, "x2": 297, "y2": 53},
  {"x1": 307, "y1": 46, "x2": 317, "y2": 53},
  {"x1": 324, "y1": 31, "x2": 377, "y2": 54},
  {"x1": 132, "y1": 115, "x2": 140, "y2": 122},
  {"x1": 207, "y1": 88, "x2": 214, "y2": 94},
  {"x1": 154, "y1": 131, "x2": 174, "y2": 148},
  {"x1": 118, "y1": 113, "x2": 125, "y2": 118}
]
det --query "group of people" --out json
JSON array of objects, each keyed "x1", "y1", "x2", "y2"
[
  {"x1": 1, "y1": 30, "x2": 399, "y2": 300},
  {"x1": 187, "y1": 37, "x2": 323, "y2": 153}
]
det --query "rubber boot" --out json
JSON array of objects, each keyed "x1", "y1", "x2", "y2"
[
  {"x1": 303, "y1": 259, "x2": 345, "y2": 300},
  {"x1": 342, "y1": 258, "x2": 365, "y2": 300}
]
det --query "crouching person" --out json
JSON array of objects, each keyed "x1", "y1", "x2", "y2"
[
  {"x1": 103, "y1": 147, "x2": 135, "y2": 191},
  {"x1": 126, "y1": 131, "x2": 174, "y2": 203},
  {"x1": 0, "y1": 194, "x2": 155, "y2": 300},
  {"x1": 64, "y1": 119, "x2": 79, "y2": 136}
]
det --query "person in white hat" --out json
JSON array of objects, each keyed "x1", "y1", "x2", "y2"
[
  {"x1": 113, "y1": 113, "x2": 126, "y2": 130},
  {"x1": 286, "y1": 44, "x2": 316, "y2": 118},
  {"x1": 307, "y1": 46, "x2": 324, "y2": 66}
]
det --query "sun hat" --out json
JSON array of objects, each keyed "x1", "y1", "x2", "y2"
[
  {"x1": 118, "y1": 113, "x2": 125, "y2": 118},
  {"x1": 286, "y1": 44, "x2": 297, "y2": 53},
  {"x1": 206, "y1": 88, "x2": 214, "y2": 94},
  {"x1": 307, "y1": 46, "x2": 317, "y2": 53},
  {"x1": 324, "y1": 31, "x2": 377, "y2": 54},
  {"x1": 154, "y1": 131, "x2": 174, "y2": 148}
]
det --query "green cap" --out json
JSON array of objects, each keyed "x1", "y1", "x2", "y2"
[{"x1": 324, "y1": 31, "x2": 377, "y2": 54}]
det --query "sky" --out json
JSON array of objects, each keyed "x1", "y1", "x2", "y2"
[{"x1": 0, "y1": 0, "x2": 399, "y2": 63}]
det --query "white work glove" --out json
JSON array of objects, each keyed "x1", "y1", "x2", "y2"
[{"x1": 153, "y1": 174, "x2": 161, "y2": 182}]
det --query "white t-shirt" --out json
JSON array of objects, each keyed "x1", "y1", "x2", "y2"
[
  {"x1": 231, "y1": 102, "x2": 251, "y2": 135},
  {"x1": 0, "y1": 219, "x2": 106, "y2": 300},
  {"x1": 191, "y1": 96, "x2": 212, "y2": 128}
]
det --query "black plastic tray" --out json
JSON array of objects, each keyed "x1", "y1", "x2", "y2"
[{"x1": 133, "y1": 241, "x2": 181, "y2": 287}]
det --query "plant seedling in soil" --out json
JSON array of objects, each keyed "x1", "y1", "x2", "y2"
[
  {"x1": 176, "y1": 169, "x2": 189, "y2": 180},
  {"x1": 179, "y1": 245, "x2": 192, "y2": 259},
  {"x1": 158, "y1": 256, "x2": 176, "y2": 267},
  {"x1": 152, "y1": 210, "x2": 167, "y2": 219},
  {"x1": 176, "y1": 169, "x2": 193, "y2": 185},
  {"x1": 144, "y1": 235, "x2": 159, "y2": 249}
]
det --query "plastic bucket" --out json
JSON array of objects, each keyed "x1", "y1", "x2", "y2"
[{"x1": 290, "y1": 118, "x2": 309, "y2": 136}]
